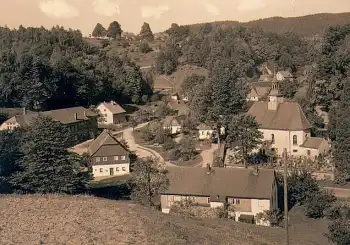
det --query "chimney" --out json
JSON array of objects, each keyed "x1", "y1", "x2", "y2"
[
  {"x1": 252, "y1": 165, "x2": 259, "y2": 176},
  {"x1": 74, "y1": 113, "x2": 78, "y2": 120},
  {"x1": 206, "y1": 163, "x2": 211, "y2": 174},
  {"x1": 23, "y1": 107, "x2": 26, "y2": 115}
]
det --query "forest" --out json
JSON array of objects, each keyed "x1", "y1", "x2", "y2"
[{"x1": 0, "y1": 25, "x2": 152, "y2": 111}]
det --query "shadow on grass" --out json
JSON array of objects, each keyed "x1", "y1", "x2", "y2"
[{"x1": 88, "y1": 180, "x2": 132, "y2": 201}]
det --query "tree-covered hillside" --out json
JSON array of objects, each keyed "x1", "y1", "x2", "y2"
[
  {"x1": 188, "y1": 13, "x2": 350, "y2": 37},
  {"x1": 0, "y1": 26, "x2": 152, "y2": 111}
]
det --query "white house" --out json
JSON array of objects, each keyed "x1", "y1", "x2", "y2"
[
  {"x1": 247, "y1": 79, "x2": 329, "y2": 158},
  {"x1": 163, "y1": 115, "x2": 185, "y2": 134},
  {"x1": 88, "y1": 130, "x2": 130, "y2": 178},
  {"x1": 97, "y1": 101, "x2": 126, "y2": 125},
  {"x1": 160, "y1": 166, "x2": 278, "y2": 226},
  {"x1": 197, "y1": 124, "x2": 225, "y2": 140}
]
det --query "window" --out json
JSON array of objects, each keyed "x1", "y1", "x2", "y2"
[
  {"x1": 116, "y1": 167, "x2": 119, "y2": 171},
  {"x1": 307, "y1": 150, "x2": 311, "y2": 156},
  {"x1": 271, "y1": 148, "x2": 275, "y2": 152},
  {"x1": 114, "y1": 156, "x2": 119, "y2": 160},
  {"x1": 103, "y1": 157, "x2": 108, "y2": 161},
  {"x1": 271, "y1": 134, "x2": 275, "y2": 144},
  {"x1": 121, "y1": 155, "x2": 126, "y2": 160},
  {"x1": 96, "y1": 157, "x2": 100, "y2": 162},
  {"x1": 99, "y1": 168, "x2": 103, "y2": 172},
  {"x1": 235, "y1": 199, "x2": 241, "y2": 205},
  {"x1": 207, "y1": 197, "x2": 210, "y2": 203},
  {"x1": 122, "y1": 167, "x2": 126, "y2": 171},
  {"x1": 293, "y1": 149, "x2": 298, "y2": 153},
  {"x1": 104, "y1": 109, "x2": 106, "y2": 112},
  {"x1": 293, "y1": 135, "x2": 297, "y2": 145},
  {"x1": 94, "y1": 168, "x2": 97, "y2": 172}
]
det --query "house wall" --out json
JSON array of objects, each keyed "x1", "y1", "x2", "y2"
[
  {"x1": 248, "y1": 96, "x2": 259, "y2": 101},
  {"x1": 300, "y1": 140, "x2": 329, "y2": 160},
  {"x1": 164, "y1": 125, "x2": 181, "y2": 134},
  {"x1": 113, "y1": 113, "x2": 126, "y2": 124},
  {"x1": 97, "y1": 104, "x2": 114, "y2": 124},
  {"x1": 0, "y1": 121, "x2": 20, "y2": 131},
  {"x1": 92, "y1": 163, "x2": 130, "y2": 177},
  {"x1": 261, "y1": 129, "x2": 310, "y2": 156},
  {"x1": 161, "y1": 194, "x2": 272, "y2": 226},
  {"x1": 91, "y1": 148, "x2": 130, "y2": 165},
  {"x1": 198, "y1": 129, "x2": 214, "y2": 140},
  {"x1": 276, "y1": 73, "x2": 284, "y2": 81}
]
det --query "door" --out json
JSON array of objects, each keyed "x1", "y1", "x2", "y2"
[{"x1": 109, "y1": 168, "x2": 114, "y2": 176}]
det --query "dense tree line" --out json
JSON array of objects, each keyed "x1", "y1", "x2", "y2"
[
  {"x1": 0, "y1": 117, "x2": 91, "y2": 194},
  {"x1": 0, "y1": 26, "x2": 152, "y2": 111}
]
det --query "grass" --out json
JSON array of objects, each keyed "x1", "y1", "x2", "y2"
[{"x1": 0, "y1": 195, "x2": 333, "y2": 245}]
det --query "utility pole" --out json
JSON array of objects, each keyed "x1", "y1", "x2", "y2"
[{"x1": 283, "y1": 148, "x2": 289, "y2": 245}]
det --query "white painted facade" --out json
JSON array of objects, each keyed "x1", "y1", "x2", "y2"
[
  {"x1": 92, "y1": 163, "x2": 130, "y2": 177},
  {"x1": 199, "y1": 129, "x2": 214, "y2": 140},
  {"x1": 260, "y1": 128, "x2": 310, "y2": 156},
  {"x1": 235, "y1": 199, "x2": 271, "y2": 226},
  {"x1": 0, "y1": 121, "x2": 20, "y2": 131},
  {"x1": 164, "y1": 125, "x2": 182, "y2": 135},
  {"x1": 97, "y1": 103, "x2": 114, "y2": 125}
]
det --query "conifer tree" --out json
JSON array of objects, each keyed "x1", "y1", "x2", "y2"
[
  {"x1": 107, "y1": 21, "x2": 122, "y2": 39},
  {"x1": 11, "y1": 116, "x2": 92, "y2": 194},
  {"x1": 333, "y1": 75, "x2": 350, "y2": 183},
  {"x1": 92, "y1": 23, "x2": 106, "y2": 37},
  {"x1": 139, "y1": 22, "x2": 154, "y2": 41}
]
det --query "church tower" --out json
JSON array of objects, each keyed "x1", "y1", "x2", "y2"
[{"x1": 268, "y1": 69, "x2": 284, "y2": 110}]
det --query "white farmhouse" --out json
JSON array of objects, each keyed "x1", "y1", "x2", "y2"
[{"x1": 97, "y1": 101, "x2": 126, "y2": 125}]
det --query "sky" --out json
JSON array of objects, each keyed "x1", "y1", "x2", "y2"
[{"x1": 0, "y1": 0, "x2": 349, "y2": 36}]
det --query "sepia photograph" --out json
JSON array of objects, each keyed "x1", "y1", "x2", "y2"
[{"x1": 0, "y1": 0, "x2": 349, "y2": 244}]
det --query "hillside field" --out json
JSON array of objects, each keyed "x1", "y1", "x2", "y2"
[{"x1": 0, "y1": 195, "x2": 332, "y2": 245}]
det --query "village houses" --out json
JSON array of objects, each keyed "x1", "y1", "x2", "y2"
[
  {"x1": 161, "y1": 166, "x2": 278, "y2": 226},
  {"x1": 97, "y1": 101, "x2": 127, "y2": 125},
  {"x1": 163, "y1": 115, "x2": 186, "y2": 134},
  {"x1": 88, "y1": 129, "x2": 130, "y2": 178},
  {"x1": 247, "y1": 78, "x2": 329, "y2": 159},
  {"x1": 0, "y1": 106, "x2": 98, "y2": 146}
]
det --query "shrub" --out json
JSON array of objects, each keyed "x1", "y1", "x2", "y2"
[
  {"x1": 163, "y1": 137, "x2": 176, "y2": 151},
  {"x1": 139, "y1": 41, "x2": 153, "y2": 53},
  {"x1": 305, "y1": 190, "x2": 336, "y2": 218}
]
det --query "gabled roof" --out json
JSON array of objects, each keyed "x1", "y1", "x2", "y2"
[
  {"x1": 258, "y1": 74, "x2": 273, "y2": 82},
  {"x1": 247, "y1": 101, "x2": 311, "y2": 131},
  {"x1": 163, "y1": 115, "x2": 186, "y2": 127},
  {"x1": 163, "y1": 167, "x2": 275, "y2": 199},
  {"x1": 88, "y1": 130, "x2": 128, "y2": 156},
  {"x1": 100, "y1": 101, "x2": 126, "y2": 114},
  {"x1": 278, "y1": 71, "x2": 293, "y2": 78},
  {"x1": 5, "y1": 107, "x2": 97, "y2": 127},
  {"x1": 300, "y1": 137, "x2": 327, "y2": 149},
  {"x1": 198, "y1": 123, "x2": 212, "y2": 130}
]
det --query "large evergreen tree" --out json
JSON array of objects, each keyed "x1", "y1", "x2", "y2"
[
  {"x1": 139, "y1": 22, "x2": 154, "y2": 41},
  {"x1": 11, "y1": 116, "x2": 92, "y2": 194},
  {"x1": 92, "y1": 23, "x2": 106, "y2": 37},
  {"x1": 106, "y1": 21, "x2": 122, "y2": 39},
  {"x1": 0, "y1": 129, "x2": 22, "y2": 193},
  {"x1": 333, "y1": 75, "x2": 350, "y2": 183}
]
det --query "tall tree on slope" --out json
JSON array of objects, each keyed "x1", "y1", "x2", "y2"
[
  {"x1": 333, "y1": 74, "x2": 350, "y2": 183},
  {"x1": 11, "y1": 116, "x2": 92, "y2": 194}
]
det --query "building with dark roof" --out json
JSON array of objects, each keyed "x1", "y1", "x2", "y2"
[
  {"x1": 89, "y1": 130, "x2": 130, "y2": 178},
  {"x1": 246, "y1": 79, "x2": 329, "y2": 158},
  {"x1": 161, "y1": 166, "x2": 278, "y2": 226},
  {"x1": 97, "y1": 101, "x2": 126, "y2": 125},
  {"x1": 0, "y1": 106, "x2": 98, "y2": 146}
]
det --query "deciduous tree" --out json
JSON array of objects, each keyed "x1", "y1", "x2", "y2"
[
  {"x1": 92, "y1": 23, "x2": 106, "y2": 37},
  {"x1": 225, "y1": 114, "x2": 262, "y2": 168},
  {"x1": 130, "y1": 157, "x2": 169, "y2": 207},
  {"x1": 139, "y1": 22, "x2": 154, "y2": 41},
  {"x1": 107, "y1": 21, "x2": 122, "y2": 39}
]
